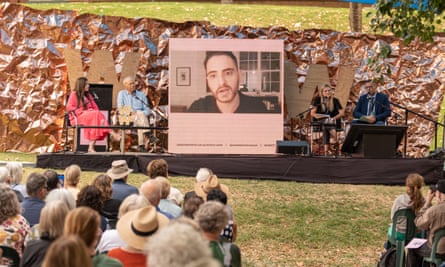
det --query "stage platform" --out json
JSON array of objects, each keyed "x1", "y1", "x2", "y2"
[{"x1": 36, "y1": 152, "x2": 443, "y2": 185}]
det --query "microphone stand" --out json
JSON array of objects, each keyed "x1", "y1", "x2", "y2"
[{"x1": 295, "y1": 106, "x2": 313, "y2": 155}]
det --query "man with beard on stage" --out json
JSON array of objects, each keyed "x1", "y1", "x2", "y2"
[
  {"x1": 187, "y1": 51, "x2": 269, "y2": 113},
  {"x1": 353, "y1": 80, "x2": 391, "y2": 125}
]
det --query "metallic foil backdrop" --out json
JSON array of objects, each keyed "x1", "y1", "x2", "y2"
[{"x1": 0, "y1": 3, "x2": 444, "y2": 157}]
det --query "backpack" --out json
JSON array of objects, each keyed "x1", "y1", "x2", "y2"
[{"x1": 377, "y1": 247, "x2": 396, "y2": 267}]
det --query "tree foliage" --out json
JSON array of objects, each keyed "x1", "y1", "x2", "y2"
[{"x1": 369, "y1": 0, "x2": 445, "y2": 43}]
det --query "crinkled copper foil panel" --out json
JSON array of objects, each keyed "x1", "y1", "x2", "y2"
[{"x1": 0, "y1": 3, "x2": 443, "y2": 157}]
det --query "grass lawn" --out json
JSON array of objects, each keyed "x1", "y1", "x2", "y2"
[{"x1": 1, "y1": 152, "x2": 410, "y2": 266}]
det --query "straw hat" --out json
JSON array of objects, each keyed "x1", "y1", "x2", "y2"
[
  {"x1": 106, "y1": 160, "x2": 133, "y2": 180},
  {"x1": 194, "y1": 174, "x2": 230, "y2": 200},
  {"x1": 116, "y1": 205, "x2": 168, "y2": 250}
]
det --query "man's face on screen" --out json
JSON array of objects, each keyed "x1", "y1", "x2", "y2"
[{"x1": 205, "y1": 54, "x2": 240, "y2": 105}]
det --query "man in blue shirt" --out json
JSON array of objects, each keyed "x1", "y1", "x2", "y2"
[
  {"x1": 117, "y1": 76, "x2": 153, "y2": 151},
  {"x1": 107, "y1": 160, "x2": 139, "y2": 201},
  {"x1": 21, "y1": 172, "x2": 48, "y2": 226}
]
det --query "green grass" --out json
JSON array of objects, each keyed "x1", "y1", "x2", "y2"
[
  {"x1": 25, "y1": 2, "x2": 375, "y2": 33},
  {"x1": 1, "y1": 152, "x2": 406, "y2": 266}
]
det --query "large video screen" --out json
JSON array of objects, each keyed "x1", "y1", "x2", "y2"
[{"x1": 169, "y1": 39, "x2": 284, "y2": 154}]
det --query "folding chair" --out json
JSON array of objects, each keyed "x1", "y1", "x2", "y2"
[{"x1": 389, "y1": 208, "x2": 416, "y2": 267}]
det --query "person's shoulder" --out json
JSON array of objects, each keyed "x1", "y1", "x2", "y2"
[{"x1": 187, "y1": 95, "x2": 215, "y2": 112}]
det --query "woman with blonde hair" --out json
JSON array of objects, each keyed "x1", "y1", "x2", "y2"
[
  {"x1": 21, "y1": 201, "x2": 70, "y2": 267},
  {"x1": 64, "y1": 164, "x2": 81, "y2": 200},
  {"x1": 0, "y1": 183, "x2": 30, "y2": 257},
  {"x1": 6, "y1": 161, "x2": 26, "y2": 197},
  {"x1": 42, "y1": 235, "x2": 93, "y2": 267}
]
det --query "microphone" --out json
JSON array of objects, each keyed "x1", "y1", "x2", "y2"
[{"x1": 92, "y1": 92, "x2": 99, "y2": 100}]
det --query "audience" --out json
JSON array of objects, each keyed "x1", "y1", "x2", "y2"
[
  {"x1": 146, "y1": 158, "x2": 183, "y2": 205},
  {"x1": 407, "y1": 179, "x2": 445, "y2": 266},
  {"x1": 106, "y1": 160, "x2": 138, "y2": 201},
  {"x1": 64, "y1": 164, "x2": 81, "y2": 200},
  {"x1": 182, "y1": 194, "x2": 204, "y2": 219},
  {"x1": 108, "y1": 205, "x2": 168, "y2": 267},
  {"x1": 6, "y1": 161, "x2": 27, "y2": 198},
  {"x1": 146, "y1": 220, "x2": 220, "y2": 267},
  {"x1": 92, "y1": 174, "x2": 122, "y2": 229},
  {"x1": 97, "y1": 194, "x2": 149, "y2": 254},
  {"x1": 207, "y1": 188, "x2": 238, "y2": 242},
  {"x1": 0, "y1": 166, "x2": 24, "y2": 202},
  {"x1": 195, "y1": 201, "x2": 241, "y2": 267},
  {"x1": 21, "y1": 172, "x2": 48, "y2": 226},
  {"x1": 76, "y1": 185, "x2": 107, "y2": 232},
  {"x1": 155, "y1": 176, "x2": 182, "y2": 218},
  {"x1": 64, "y1": 207, "x2": 123, "y2": 267},
  {"x1": 0, "y1": 183, "x2": 30, "y2": 257},
  {"x1": 41, "y1": 235, "x2": 93, "y2": 267},
  {"x1": 21, "y1": 201, "x2": 69, "y2": 267},
  {"x1": 42, "y1": 169, "x2": 62, "y2": 192},
  {"x1": 387, "y1": 173, "x2": 425, "y2": 244},
  {"x1": 140, "y1": 179, "x2": 174, "y2": 219},
  {"x1": 195, "y1": 173, "x2": 230, "y2": 201}
]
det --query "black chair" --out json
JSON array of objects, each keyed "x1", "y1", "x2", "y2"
[
  {"x1": 0, "y1": 245, "x2": 20, "y2": 267},
  {"x1": 389, "y1": 208, "x2": 416, "y2": 267}
]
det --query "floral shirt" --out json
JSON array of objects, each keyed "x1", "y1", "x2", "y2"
[{"x1": 0, "y1": 214, "x2": 31, "y2": 257}]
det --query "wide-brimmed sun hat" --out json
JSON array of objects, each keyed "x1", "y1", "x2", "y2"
[
  {"x1": 116, "y1": 205, "x2": 168, "y2": 250},
  {"x1": 106, "y1": 160, "x2": 133, "y2": 180},
  {"x1": 194, "y1": 174, "x2": 230, "y2": 200}
]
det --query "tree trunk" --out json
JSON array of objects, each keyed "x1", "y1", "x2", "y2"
[{"x1": 349, "y1": 2, "x2": 363, "y2": 32}]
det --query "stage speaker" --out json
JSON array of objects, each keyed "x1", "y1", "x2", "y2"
[{"x1": 276, "y1": 140, "x2": 310, "y2": 155}]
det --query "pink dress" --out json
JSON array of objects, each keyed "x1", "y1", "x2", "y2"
[{"x1": 66, "y1": 91, "x2": 110, "y2": 141}]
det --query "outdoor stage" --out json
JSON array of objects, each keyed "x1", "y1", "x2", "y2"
[{"x1": 36, "y1": 152, "x2": 443, "y2": 185}]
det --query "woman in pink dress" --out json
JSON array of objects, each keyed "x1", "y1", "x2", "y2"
[{"x1": 66, "y1": 77, "x2": 110, "y2": 153}]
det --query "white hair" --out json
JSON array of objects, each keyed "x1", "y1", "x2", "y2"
[
  {"x1": 195, "y1": 168, "x2": 213, "y2": 183},
  {"x1": 5, "y1": 162, "x2": 23, "y2": 184},
  {"x1": 45, "y1": 188, "x2": 76, "y2": 210},
  {"x1": 0, "y1": 166, "x2": 10, "y2": 183}
]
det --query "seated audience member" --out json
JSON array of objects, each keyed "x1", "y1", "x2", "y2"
[
  {"x1": 21, "y1": 201, "x2": 69, "y2": 267},
  {"x1": 107, "y1": 206, "x2": 168, "y2": 267},
  {"x1": 64, "y1": 164, "x2": 81, "y2": 200},
  {"x1": 146, "y1": 220, "x2": 220, "y2": 267},
  {"x1": 64, "y1": 207, "x2": 122, "y2": 267},
  {"x1": 407, "y1": 179, "x2": 445, "y2": 266},
  {"x1": 41, "y1": 235, "x2": 93, "y2": 267},
  {"x1": 0, "y1": 183, "x2": 30, "y2": 257},
  {"x1": 92, "y1": 174, "x2": 122, "y2": 229},
  {"x1": 155, "y1": 176, "x2": 182, "y2": 218},
  {"x1": 140, "y1": 179, "x2": 174, "y2": 219},
  {"x1": 97, "y1": 194, "x2": 149, "y2": 254},
  {"x1": 0, "y1": 166, "x2": 23, "y2": 202},
  {"x1": 146, "y1": 158, "x2": 183, "y2": 205},
  {"x1": 76, "y1": 185, "x2": 107, "y2": 232},
  {"x1": 6, "y1": 161, "x2": 27, "y2": 198},
  {"x1": 387, "y1": 173, "x2": 425, "y2": 243},
  {"x1": 195, "y1": 173, "x2": 230, "y2": 201},
  {"x1": 106, "y1": 160, "x2": 138, "y2": 201},
  {"x1": 182, "y1": 194, "x2": 204, "y2": 219},
  {"x1": 43, "y1": 169, "x2": 62, "y2": 192},
  {"x1": 195, "y1": 201, "x2": 241, "y2": 267},
  {"x1": 207, "y1": 189, "x2": 237, "y2": 242},
  {"x1": 21, "y1": 172, "x2": 48, "y2": 227}
]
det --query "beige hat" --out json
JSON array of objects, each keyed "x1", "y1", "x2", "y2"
[
  {"x1": 194, "y1": 174, "x2": 230, "y2": 200},
  {"x1": 106, "y1": 160, "x2": 133, "y2": 180},
  {"x1": 116, "y1": 205, "x2": 168, "y2": 250}
]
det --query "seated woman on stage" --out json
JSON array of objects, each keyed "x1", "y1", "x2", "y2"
[
  {"x1": 310, "y1": 84, "x2": 344, "y2": 155},
  {"x1": 66, "y1": 77, "x2": 110, "y2": 153}
]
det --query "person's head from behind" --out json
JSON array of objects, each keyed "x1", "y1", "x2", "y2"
[
  {"x1": 146, "y1": 221, "x2": 220, "y2": 267},
  {"x1": 123, "y1": 76, "x2": 136, "y2": 94},
  {"x1": 118, "y1": 194, "x2": 149, "y2": 219},
  {"x1": 195, "y1": 167, "x2": 213, "y2": 183},
  {"x1": 39, "y1": 200, "x2": 69, "y2": 240},
  {"x1": 76, "y1": 185, "x2": 104, "y2": 213},
  {"x1": 45, "y1": 188, "x2": 76, "y2": 210},
  {"x1": 6, "y1": 161, "x2": 23, "y2": 185},
  {"x1": 155, "y1": 176, "x2": 170, "y2": 200},
  {"x1": 182, "y1": 195, "x2": 204, "y2": 219},
  {"x1": 0, "y1": 183, "x2": 20, "y2": 223},
  {"x1": 64, "y1": 164, "x2": 81, "y2": 188},
  {"x1": 195, "y1": 201, "x2": 228, "y2": 236},
  {"x1": 43, "y1": 169, "x2": 61, "y2": 191},
  {"x1": 140, "y1": 179, "x2": 162, "y2": 206},
  {"x1": 106, "y1": 160, "x2": 133, "y2": 182},
  {"x1": 204, "y1": 51, "x2": 240, "y2": 107},
  {"x1": 206, "y1": 189, "x2": 228, "y2": 205},
  {"x1": 26, "y1": 172, "x2": 48, "y2": 199},
  {"x1": 92, "y1": 174, "x2": 113, "y2": 201},
  {"x1": 0, "y1": 166, "x2": 10, "y2": 184},
  {"x1": 64, "y1": 206, "x2": 101, "y2": 254},
  {"x1": 146, "y1": 158, "x2": 168, "y2": 179},
  {"x1": 42, "y1": 235, "x2": 93, "y2": 267}
]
